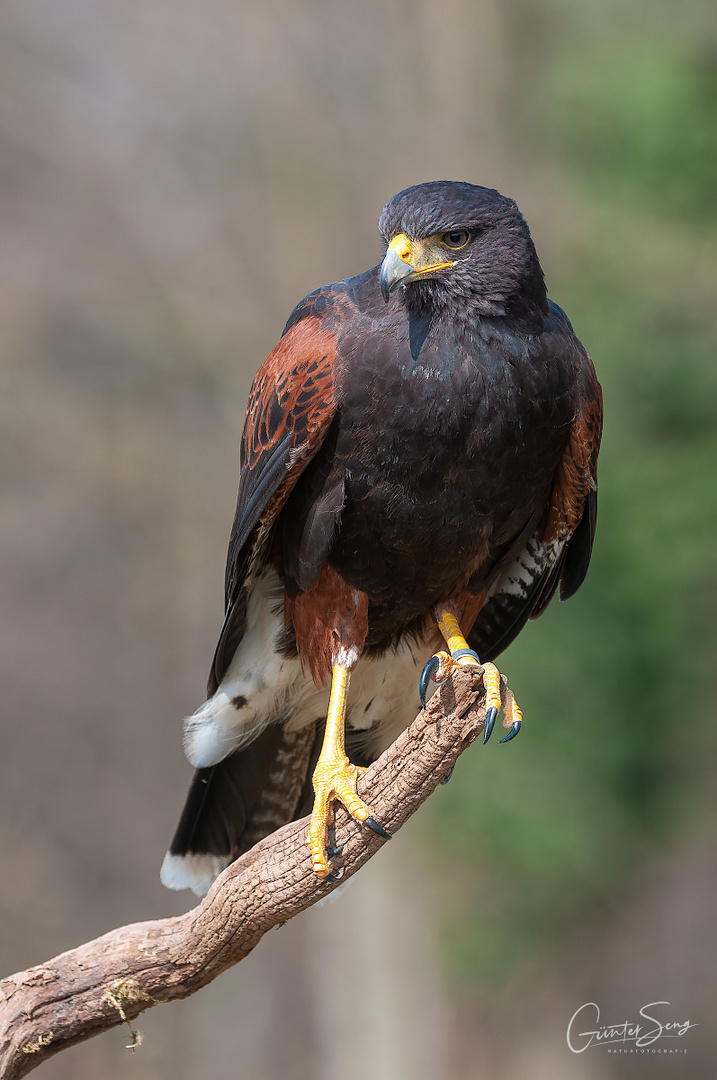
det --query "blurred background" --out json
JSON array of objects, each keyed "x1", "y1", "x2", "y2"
[{"x1": 1, "y1": 0, "x2": 715, "y2": 1076}]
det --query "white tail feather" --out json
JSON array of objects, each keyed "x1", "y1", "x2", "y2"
[{"x1": 159, "y1": 851, "x2": 232, "y2": 897}]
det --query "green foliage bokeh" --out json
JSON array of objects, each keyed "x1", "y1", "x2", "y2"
[{"x1": 427, "y1": 2, "x2": 717, "y2": 984}]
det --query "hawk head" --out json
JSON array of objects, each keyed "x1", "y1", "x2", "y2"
[{"x1": 378, "y1": 180, "x2": 547, "y2": 324}]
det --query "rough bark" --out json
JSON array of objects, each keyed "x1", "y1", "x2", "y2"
[{"x1": 0, "y1": 669, "x2": 489, "y2": 1078}]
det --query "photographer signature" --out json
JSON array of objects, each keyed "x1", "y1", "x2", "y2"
[{"x1": 567, "y1": 1001, "x2": 698, "y2": 1053}]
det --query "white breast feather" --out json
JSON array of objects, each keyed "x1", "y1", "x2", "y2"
[{"x1": 183, "y1": 569, "x2": 431, "y2": 770}]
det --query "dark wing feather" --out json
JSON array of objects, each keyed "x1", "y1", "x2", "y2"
[
  {"x1": 208, "y1": 310, "x2": 338, "y2": 694},
  {"x1": 469, "y1": 377, "x2": 602, "y2": 663},
  {"x1": 558, "y1": 482, "x2": 597, "y2": 603}
]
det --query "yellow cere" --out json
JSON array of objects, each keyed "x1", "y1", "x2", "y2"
[
  {"x1": 387, "y1": 233, "x2": 453, "y2": 275},
  {"x1": 388, "y1": 233, "x2": 413, "y2": 263}
]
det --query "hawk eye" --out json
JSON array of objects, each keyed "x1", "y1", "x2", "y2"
[{"x1": 441, "y1": 230, "x2": 471, "y2": 249}]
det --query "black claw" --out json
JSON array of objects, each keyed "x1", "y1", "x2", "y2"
[
  {"x1": 419, "y1": 654, "x2": 441, "y2": 707},
  {"x1": 363, "y1": 815, "x2": 392, "y2": 840},
  {"x1": 483, "y1": 706, "x2": 498, "y2": 743},
  {"x1": 499, "y1": 720, "x2": 521, "y2": 743},
  {"x1": 325, "y1": 870, "x2": 341, "y2": 883},
  {"x1": 440, "y1": 765, "x2": 455, "y2": 786},
  {"x1": 326, "y1": 842, "x2": 345, "y2": 858}
]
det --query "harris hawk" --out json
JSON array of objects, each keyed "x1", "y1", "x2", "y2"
[{"x1": 161, "y1": 180, "x2": 602, "y2": 896}]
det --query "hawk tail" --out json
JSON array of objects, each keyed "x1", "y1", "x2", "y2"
[{"x1": 160, "y1": 723, "x2": 319, "y2": 896}]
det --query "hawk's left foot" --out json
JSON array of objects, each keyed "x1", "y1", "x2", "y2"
[{"x1": 419, "y1": 609, "x2": 523, "y2": 743}]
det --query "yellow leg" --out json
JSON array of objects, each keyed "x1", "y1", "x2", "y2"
[
  {"x1": 305, "y1": 663, "x2": 390, "y2": 877},
  {"x1": 436, "y1": 610, "x2": 482, "y2": 665},
  {"x1": 420, "y1": 607, "x2": 523, "y2": 743}
]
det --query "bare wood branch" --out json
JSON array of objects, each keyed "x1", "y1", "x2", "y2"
[{"x1": 0, "y1": 669, "x2": 488, "y2": 1078}]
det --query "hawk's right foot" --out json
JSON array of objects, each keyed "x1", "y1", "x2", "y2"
[{"x1": 306, "y1": 662, "x2": 391, "y2": 878}]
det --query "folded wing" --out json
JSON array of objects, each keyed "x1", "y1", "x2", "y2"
[
  {"x1": 470, "y1": 378, "x2": 602, "y2": 662},
  {"x1": 208, "y1": 309, "x2": 339, "y2": 694}
]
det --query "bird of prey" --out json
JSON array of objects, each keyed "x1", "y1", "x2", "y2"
[{"x1": 160, "y1": 180, "x2": 602, "y2": 896}]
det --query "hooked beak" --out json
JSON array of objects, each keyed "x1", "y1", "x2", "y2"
[
  {"x1": 379, "y1": 233, "x2": 453, "y2": 303},
  {"x1": 380, "y1": 234, "x2": 414, "y2": 302}
]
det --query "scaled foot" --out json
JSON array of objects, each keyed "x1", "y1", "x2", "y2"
[
  {"x1": 419, "y1": 609, "x2": 523, "y2": 743},
  {"x1": 306, "y1": 661, "x2": 391, "y2": 878},
  {"x1": 305, "y1": 756, "x2": 390, "y2": 878}
]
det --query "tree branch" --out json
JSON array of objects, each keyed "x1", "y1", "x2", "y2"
[{"x1": 0, "y1": 669, "x2": 488, "y2": 1078}]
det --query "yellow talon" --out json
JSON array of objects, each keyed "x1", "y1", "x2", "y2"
[
  {"x1": 503, "y1": 687, "x2": 523, "y2": 732},
  {"x1": 430, "y1": 606, "x2": 524, "y2": 744},
  {"x1": 480, "y1": 661, "x2": 502, "y2": 713},
  {"x1": 305, "y1": 662, "x2": 389, "y2": 877}
]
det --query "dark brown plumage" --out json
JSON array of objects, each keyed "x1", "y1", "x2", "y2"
[{"x1": 161, "y1": 181, "x2": 602, "y2": 895}]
